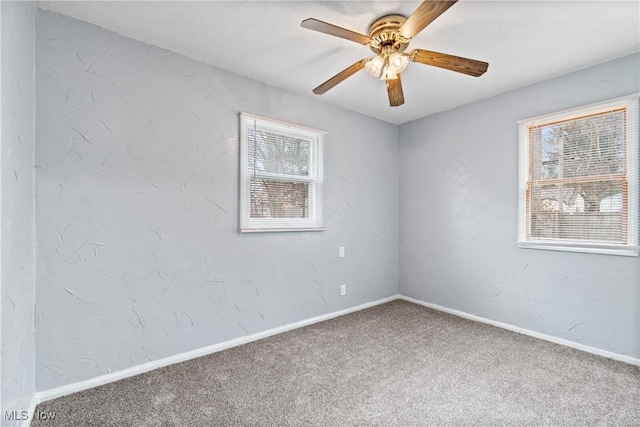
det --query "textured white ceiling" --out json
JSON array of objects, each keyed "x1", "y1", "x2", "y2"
[{"x1": 38, "y1": 1, "x2": 640, "y2": 125}]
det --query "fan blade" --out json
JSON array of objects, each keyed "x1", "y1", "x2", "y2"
[
  {"x1": 386, "y1": 76, "x2": 405, "y2": 107},
  {"x1": 399, "y1": 1, "x2": 458, "y2": 39},
  {"x1": 409, "y1": 49, "x2": 488, "y2": 77},
  {"x1": 313, "y1": 59, "x2": 368, "y2": 95},
  {"x1": 301, "y1": 18, "x2": 370, "y2": 45}
]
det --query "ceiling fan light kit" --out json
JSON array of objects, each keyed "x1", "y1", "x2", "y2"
[{"x1": 301, "y1": 0, "x2": 489, "y2": 107}]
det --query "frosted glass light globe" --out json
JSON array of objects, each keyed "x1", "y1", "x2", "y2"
[
  {"x1": 388, "y1": 52, "x2": 409, "y2": 73},
  {"x1": 365, "y1": 55, "x2": 385, "y2": 78}
]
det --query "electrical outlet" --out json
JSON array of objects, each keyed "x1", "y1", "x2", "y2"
[
  {"x1": 340, "y1": 284, "x2": 346, "y2": 296},
  {"x1": 339, "y1": 246, "x2": 345, "y2": 257}
]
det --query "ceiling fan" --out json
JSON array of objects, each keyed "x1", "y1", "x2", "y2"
[{"x1": 301, "y1": 0, "x2": 488, "y2": 107}]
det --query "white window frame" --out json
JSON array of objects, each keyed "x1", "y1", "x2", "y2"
[
  {"x1": 518, "y1": 95, "x2": 639, "y2": 256},
  {"x1": 239, "y1": 112, "x2": 326, "y2": 232}
]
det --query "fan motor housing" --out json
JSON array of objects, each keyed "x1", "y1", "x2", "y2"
[{"x1": 367, "y1": 14, "x2": 410, "y2": 54}]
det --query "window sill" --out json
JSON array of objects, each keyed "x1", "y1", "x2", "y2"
[
  {"x1": 240, "y1": 226, "x2": 327, "y2": 233},
  {"x1": 518, "y1": 241, "x2": 639, "y2": 257}
]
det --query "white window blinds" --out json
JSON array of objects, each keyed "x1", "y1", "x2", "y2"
[{"x1": 518, "y1": 96, "x2": 638, "y2": 256}]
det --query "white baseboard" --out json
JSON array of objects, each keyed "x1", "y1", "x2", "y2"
[
  {"x1": 399, "y1": 295, "x2": 640, "y2": 366},
  {"x1": 20, "y1": 394, "x2": 39, "y2": 427},
  {"x1": 34, "y1": 294, "x2": 400, "y2": 405}
]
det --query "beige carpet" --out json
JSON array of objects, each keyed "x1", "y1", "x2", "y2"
[{"x1": 32, "y1": 300, "x2": 640, "y2": 426}]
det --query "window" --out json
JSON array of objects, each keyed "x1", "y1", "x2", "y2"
[
  {"x1": 518, "y1": 96, "x2": 638, "y2": 256},
  {"x1": 239, "y1": 113, "x2": 326, "y2": 232}
]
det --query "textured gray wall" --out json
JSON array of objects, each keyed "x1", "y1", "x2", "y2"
[
  {"x1": 1, "y1": 0, "x2": 37, "y2": 423},
  {"x1": 35, "y1": 10, "x2": 399, "y2": 390},
  {"x1": 399, "y1": 53, "x2": 640, "y2": 359}
]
